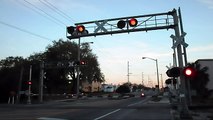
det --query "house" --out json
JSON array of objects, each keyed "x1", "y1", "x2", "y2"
[{"x1": 81, "y1": 80, "x2": 102, "y2": 92}]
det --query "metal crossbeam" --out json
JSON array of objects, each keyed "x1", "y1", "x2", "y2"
[{"x1": 67, "y1": 9, "x2": 177, "y2": 39}]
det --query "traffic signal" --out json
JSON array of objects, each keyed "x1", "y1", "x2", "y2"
[
  {"x1": 183, "y1": 66, "x2": 196, "y2": 77},
  {"x1": 76, "y1": 25, "x2": 85, "y2": 33},
  {"x1": 28, "y1": 81, "x2": 32, "y2": 85},
  {"x1": 117, "y1": 18, "x2": 138, "y2": 29},
  {"x1": 166, "y1": 67, "x2": 180, "y2": 77},
  {"x1": 80, "y1": 61, "x2": 87, "y2": 65},
  {"x1": 117, "y1": 20, "x2": 126, "y2": 29},
  {"x1": 67, "y1": 26, "x2": 75, "y2": 34},
  {"x1": 165, "y1": 78, "x2": 177, "y2": 85},
  {"x1": 129, "y1": 18, "x2": 138, "y2": 27},
  {"x1": 67, "y1": 25, "x2": 87, "y2": 35},
  {"x1": 73, "y1": 60, "x2": 87, "y2": 66}
]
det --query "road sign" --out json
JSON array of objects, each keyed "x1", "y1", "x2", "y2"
[
  {"x1": 171, "y1": 32, "x2": 188, "y2": 49},
  {"x1": 94, "y1": 20, "x2": 108, "y2": 33}
]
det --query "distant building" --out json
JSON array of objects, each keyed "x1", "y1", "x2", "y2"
[
  {"x1": 81, "y1": 80, "x2": 101, "y2": 92},
  {"x1": 195, "y1": 59, "x2": 213, "y2": 91},
  {"x1": 101, "y1": 84, "x2": 117, "y2": 92}
]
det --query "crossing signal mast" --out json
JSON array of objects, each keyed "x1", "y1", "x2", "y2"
[
  {"x1": 67, "y1": 8, "x2": 191, "y2": 117},
  {"x1": 66, "y1": 10, "x2": 176, "y2": 39}
]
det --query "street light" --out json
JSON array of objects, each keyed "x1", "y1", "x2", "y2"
[{"x1": 142, "y1": 57, "x2": 160, "y2": 93}]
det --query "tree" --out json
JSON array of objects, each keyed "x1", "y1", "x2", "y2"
[
  {"x1": 187, "y1": 63, "x2": 210, "y2": 98},
  {"x1": 0, "y1": 39, "x2": 105, "y2": 103},
  {"x1": 116, "y1": 85, "x2": 130, "y2": 93},
  {"x1": 43, "y1": 39, "x2": 105, "y2": 94}
]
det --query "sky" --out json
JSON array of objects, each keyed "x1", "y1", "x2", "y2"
[{"x1": 0, "y1": 0, "x2": 213, "y2": 86}]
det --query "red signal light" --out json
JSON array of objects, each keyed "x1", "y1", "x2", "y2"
[
  {"x1": 76, "y1": 25, "x2": 85, "y2": 33},
  {"x1": 183, "y1": 67, "x2": 195, "y2": 77},
  {"x1": 129, "y1": 18, "x2": 138, "y2": 27},
  {"x1": 185, "y1": 68, "x2": 192, "y2": 76},
  {"x1": 117, "y1": 20, "x2": 126, "y2": 29},
  {"x1": 28, "y1": 81, "x2": 32, "y2": 85},
  {"x1": 80, "y1": 61, "x2": 86, "y2": 65}
]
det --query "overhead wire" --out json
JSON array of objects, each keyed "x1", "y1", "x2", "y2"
[
  {"x1": 0, "y1": 20, "x2": 53, "y2": 41},
  {"x1": 15, "y1": 0, "x2": 64, "y2": 28},
  {"x1": 40, "y1": 0, "x2": 76, "y2": 23},
  {"x1": 23, "y1": 0, "x2": 67, "y2": 26}
]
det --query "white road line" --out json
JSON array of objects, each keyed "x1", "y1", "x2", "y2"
[
  {"x1": 127, "y1": 101, "x2": 145, "y2": 106},
  {"x1": 37, "y1": 117, "x2": 68, "y2": 120},
  {"x1": 127, "y1": 97, "x2": 150, "y2": 106},
  {"x1": 93, "y1": 109, "x2": 121, "y2": 120}
]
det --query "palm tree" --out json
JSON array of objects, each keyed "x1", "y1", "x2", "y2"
[{"x1": 187, "y1": 62, "x2": 210, "y2": 98}]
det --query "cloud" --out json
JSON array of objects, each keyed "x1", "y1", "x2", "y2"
[
  {"x1": 188, "y1": 44, "x2": 213, "y2": 53},
  {"x1": 197, "y1": 0, "x2": 213, "y2": 9}
]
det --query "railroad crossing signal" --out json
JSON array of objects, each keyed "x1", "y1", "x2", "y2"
[
  {"x1": 67, "y1": 9, "x2": 176, "y2": 39},
  {"x1": 166, "y1": 67, "x2": 181, "y2": 77},
  {"x1": 128, "y1": 18, "x2": 138, "y2": 27},
  {"x1": 94, "y1": 20, "x2": 108, "y2": 33},
  {"x1": 171, "y1": 32, "x2": 188, "y2": 49},
  {"x1": 183, "y1": 66, "x2": 196, "y2": 77}
]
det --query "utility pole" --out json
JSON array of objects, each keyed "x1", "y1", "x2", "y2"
[
  {"x1": 127, "y1": 61, "x2": 129, "y2": 83},
  {"x1": 142, "y1": 72, "x2": 144, "y2": 86},
  {"x1": 160, "y1": 74, "x2": 163, "y2": 89}
]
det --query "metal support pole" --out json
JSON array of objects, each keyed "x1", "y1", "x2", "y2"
[
  {"x1": 172, "y1": 9, "x2": 191, "y2": 118},
  {"x1": 178, "y1": 7, "x2": 191, "y2": 105},
  {"x1": 156, "y1": 59, "x2": 160, "y2": 92},
  {"x1": 76, "y1": 37, "x2": 81, "y2": 98},
  {"x1": 17, "y1": 67, "x2": 24, "y2": 104},
  {"x1": 27, "y1": 65, "x2": 32, "y2": 104},
  {"x1": 127, "y1": 61, "x2": 130, "y2": 83},
  {"x1": 39, "y1": 61, "x2": 44, "y2": 103},
  {"x1": 142, "y1": 57, "x2": 160, "y2": 93}
]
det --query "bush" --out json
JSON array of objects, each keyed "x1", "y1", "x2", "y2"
[{"x1": 116, "y1": 85, "x2": 130, "y2": 93}]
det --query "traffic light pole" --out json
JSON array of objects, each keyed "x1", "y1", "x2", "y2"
[
  {"x1": 76, "y1": 37, "x2": 80, "y2": 98},
  {"x1": 39, "y1": 61, "x2": 44, "y2": 103},
  {"x1": 27, "y1": 65, "x2": 32, "y2": 104}
]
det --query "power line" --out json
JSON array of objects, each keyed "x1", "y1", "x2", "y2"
[
  {"x1": 0, "y1": 20, "x2": 53, "y2": 41},
  {"x1": 39, "y1": 0, "x2": 76, "y2": 23},
  {"x1": 15, "y1": 0, "x2": 64, "y2": 28},
  {"x1": 23, "y1": 0, "x2": 67, "y2": 26}
]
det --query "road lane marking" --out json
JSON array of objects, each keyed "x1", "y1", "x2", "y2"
[
  {"x1": 93, "y1": 109, "x2": 121, "y2": 120},
  {"x1": 127, "y1": 101, "x2": 145, "y2": 106},
  {"x1": 37, "y1": 117, "x2": 68, "y2": 120},
  {"x1": 127, "y1": 97, "x2": 151, "y2": 106}
]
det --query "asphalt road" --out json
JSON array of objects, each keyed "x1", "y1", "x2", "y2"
[{"x1": 0, "y1": 96, "x2": 172, "y2": 120}]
